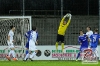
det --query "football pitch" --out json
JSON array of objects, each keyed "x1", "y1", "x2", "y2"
[{"x1": 0, "y1": 60, "x2": 100, "y2": 66}]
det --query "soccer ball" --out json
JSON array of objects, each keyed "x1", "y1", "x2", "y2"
[
  {"x1": 66, "y1": 14, "x2": 70, "y2": 17},
  {"x1": 12, "y1": 58, "x2": 18, "y2": 61}
]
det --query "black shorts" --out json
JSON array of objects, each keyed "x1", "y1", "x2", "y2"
[{"x1": 56, "y1": 34, "x2": 64, "y2": 42}]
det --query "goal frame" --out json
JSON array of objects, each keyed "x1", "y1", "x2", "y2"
[{"x1": 0, "y1": 16, "x2": 32, "y2": 30}]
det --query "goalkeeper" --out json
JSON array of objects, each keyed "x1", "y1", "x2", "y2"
[{"x1": 55, "y1": 13, "x2": 72, "y2": 52}]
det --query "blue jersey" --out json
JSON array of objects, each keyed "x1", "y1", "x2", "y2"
[
  {"x1": 25, "y1": 30, "x2": 32, "y2": 41},
  {"x1": 90, "y1": 34, "x2": 100, "y2": 48},
  {"x1": 25, "y1": 30, "x2": 39, "y2": 41},
  {"x1": 78, "y1": 34, "x2": 88, "y2": 48},
  {"x1": 25, "y1": 30, "x2": 38, "y2": 49}
]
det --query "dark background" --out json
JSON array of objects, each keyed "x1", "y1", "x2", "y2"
[{"x1": 0, "y1": 0, "x2": 99, "y2": 15}]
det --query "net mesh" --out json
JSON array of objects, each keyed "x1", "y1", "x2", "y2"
[{"x1": 0, "y1": 17, "x2": 31, "y2": 46}]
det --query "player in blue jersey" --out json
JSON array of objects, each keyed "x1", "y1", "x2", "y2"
[
  {"x1": 24, "y1": 26, "x2": 38, "y2": 61},
  {"x1": 90, "y1": 29, "x2": 100, "y2": 60},
  {"x1": 25, "y1": 30, "x2": 32, "y2": 55},
  {"x1": 25, "y1": 30, "x2": 39, "y2": 55},
  {"x1": 76, "y1": 30, "x2": 88, "y2": 61}
]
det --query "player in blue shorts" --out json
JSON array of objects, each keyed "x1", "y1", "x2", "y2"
[
  {"x1": 25, "y1": 30, "x2": 38, "y2": 55},
  {"x1": 90, "y1": 29, "x2": 100, "y2": 60},
  {"x1": 76, "y1": 30, "x2": 88, "y2": 61}
]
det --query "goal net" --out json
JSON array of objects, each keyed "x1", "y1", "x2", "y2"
[
  {"x1": 0, "y1": 16, "x2": 32, "y2": 60},
  {"x1": 0, "y1": 16, "x2": 31, "y2": 46}
]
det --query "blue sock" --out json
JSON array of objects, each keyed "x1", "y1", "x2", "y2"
[
  {"x1": 76, "y1": 52, "x2": 80, "y2": 59},
  {"x1": 26, "y1": 50, "x2": 29, "y2": 55}
]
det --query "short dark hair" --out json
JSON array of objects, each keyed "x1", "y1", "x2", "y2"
[
  {"x1": 10, "y1": 25, "x2": 15, "y2": 29},
  {"x1": 94, "y1": 28, "x2": 98, "y2": 32},
  {"x1": 32, "y1": 26, "x2": 36, "y2": 31},
  {"x1": 87, "y1": 26, "x2": 91, "y2": 30},
  {"x1": 80, "y1": 30, "x2": 83, "y2": 32}
]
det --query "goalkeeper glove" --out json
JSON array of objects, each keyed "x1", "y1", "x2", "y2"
[
  {"x1": 68, "y1": 14, "x2": 72, "y2": 20},
  {"x1": 64, "y1": 14, "x2": 69, "y2": 18}
]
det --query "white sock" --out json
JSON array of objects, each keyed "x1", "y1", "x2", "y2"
[
  {"x1": 24, "y1": 53, "x2": 30, "y2": 60},
  {"x1": 12, "y1": 50, "x2": 16, "y2": 58},
  {"x1": 95, "y1": 49, "x2": 98, "y2": 57},
  {"x1": 8, "y1": 50, "x2": 12, "y2": 56},
  {"x1": 30, "y1": 52, "x2": 36, "y2": 58}
]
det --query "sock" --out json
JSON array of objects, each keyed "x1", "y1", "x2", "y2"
[
  {"x1": 30, "y1": 52, "x2": 36, "y2": 58},
  {"x1": 24, "y1": 53, "x2": 30, "y2": 60},
  {"x1": 26, "y1": 50, "x2": 29, "y2": 55},
  {"x1": 76, "y1": 52, "x2": 80, "y2": 59},
  {"x1": 95, "y1": 50, "x2": 98, "y2": 57},
  {"x1": 55, "y1": 42, "x2": 58, "y2": 50},
  {"x1": 8, "y1": 50, "x2": 12, "y2": 57},
  {"x1": 61, "y1": 43, "x2": 64, "y2": 52},
  {"x1": 12, "y1": 50, "x2": 16, "y2": 58}
]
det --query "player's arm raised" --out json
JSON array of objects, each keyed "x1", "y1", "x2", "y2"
[
  {"x1": 65, "y1": 14, "x2": 72, "y2": 27},
  {"x1": 60, "y1": 14, "x2": 70, "y2": 25}
]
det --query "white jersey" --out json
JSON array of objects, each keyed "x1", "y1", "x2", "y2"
[
  {"x1": 29, "y1": 31, "x2": 37, "y2": 51},
  {"x1": 86, "y1": 30, "x2": 93, "y2": 38},
  {"x1": 8, "y1": 30, "x2": 14, "y2": 42},
  {"x1": 7, "y1": 30, "x2": 14, "y2": 48}
]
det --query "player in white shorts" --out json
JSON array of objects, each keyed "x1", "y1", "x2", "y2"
[
  {"x1": 24, "y1": 26, "x2": 38, "y2": 61},
  {"x1": 86, "y1": 26, "x2": 93, "y2": 46},
  {"x1": 6, "y1": 26, "x2": 17, "y2": 61}
]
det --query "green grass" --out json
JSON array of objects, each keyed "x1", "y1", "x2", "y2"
[{"x1": 0, "y1": 60, "x2": 100, "y2": 66}]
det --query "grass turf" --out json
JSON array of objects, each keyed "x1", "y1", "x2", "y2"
[{"x1": 0, "y1": 60, "x2": 100, "y2": 66}]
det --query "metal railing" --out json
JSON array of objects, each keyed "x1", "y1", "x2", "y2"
[{"x1": 9, "y1": 10, "x2": 70, "y2": 16}]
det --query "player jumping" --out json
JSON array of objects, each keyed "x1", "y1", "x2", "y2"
[
  {"x1": 90, "y1": 29, "x2": 100, "y2": 60},
  {"x1": 76, "y1": 30, "x2": 88, "y2": 61},
  {"x1": 55, "y1": 13, "x2": 72, "y2": 52},
  {"x1": 24, "y1": 26, "x2": 38, "y2": 61},
  {"x1": 6, "y1": 26, "x2": 17, "y2": 61}
]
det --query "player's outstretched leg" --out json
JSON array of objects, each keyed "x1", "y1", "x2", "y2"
[
  {"x1": 55, "y1": 42, "x2": 58, "y2": 50},
  {"x1": 76, "y1": 52, "x2": 81, "y2": 61},
  {"x1": 26, "y1": 49, "x2": 29, "y2": 55},
  {"x1": 11, "y1": 48, "x2": 17, "y2": 61},
  {"x1": 6, "y1": 50, "x2": 13, "y2": 61},
  {"x1": 12, "y1": 50, "x2": 18, "y2": 61},
  {"x1": 29, "y1": 50, "x2": 38, "y2": 61},
  {"x1": 24, "y1": 53, "x2": 30, "y2": 61},
  {"x1": 6, "y1": 55, "x2": 11, "y2": 61},
  {"x1": 61, "y1": 43, "x2": 64, "y2": 52}
]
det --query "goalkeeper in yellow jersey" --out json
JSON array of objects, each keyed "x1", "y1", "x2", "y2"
[{"x1": 55, "y1": 13, "x2": 72, "y2": 52}]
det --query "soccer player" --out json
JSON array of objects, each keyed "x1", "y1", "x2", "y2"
[
  {"x1": 90, "y1": 29, "x2": 100, "y2": 60},
  {"x1": 25, "y1": 30, "x2": 38, "y2": 55},
  {"x1": 86, "y1": 26, "x2": 93, "y2": 46},
  {"x1": 76, "y1": 30, "x2": 88, "y2": 61},
  {"x1": 55, "y1": 13, "x2": 72, "y2": 52},
  {"x1": 24, "y1": 26, "x2": 38, "y2": 61},
  {"x1": 25, "y1": 30, "x2": 32, "y2": 55},
  {"x1": 6, "y1": 26, "x2": 17, "y2": 61}
]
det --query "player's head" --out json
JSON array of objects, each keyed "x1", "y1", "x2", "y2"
[
  {"x1": 10, "y1": 25, "x2": 15, "y2": 31},
  {"x1": 94, "y1": 28, "x2": 98, "y2": 34},
  {"x1": 63, "y1": 18, "x2": 69, "y2": 25},
  {"x1": 32, "y1": 26, "x2": 36, "y2": 31},
  {"x1": 63, "y1": 21, "x2": 67, "y2": 25},
  {"x1": 86, "y1": 26, "x2": 91, "y2": 31},
  {"x1": 80, "y1": 30, "x2": 84, "y2": 35}
]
